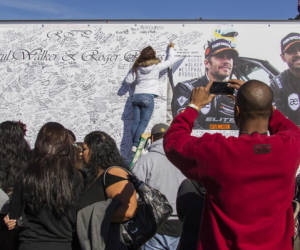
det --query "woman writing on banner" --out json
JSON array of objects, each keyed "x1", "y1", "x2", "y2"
[{"x1": 125, "y1": 42, "x2": 178, "y2": 152}]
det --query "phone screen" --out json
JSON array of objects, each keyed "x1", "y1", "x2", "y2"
[{"x1": 209, "y1": 82, "x2": 234, "y2": 95}]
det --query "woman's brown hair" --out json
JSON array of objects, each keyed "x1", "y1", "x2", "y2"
[{"x1": 132, "y1": 46, "x2": 158, "y2": 73}]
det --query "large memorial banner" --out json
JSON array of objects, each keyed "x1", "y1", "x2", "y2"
[{"x1": 0, "y1": 20, "x2": 298, "y2": 160}]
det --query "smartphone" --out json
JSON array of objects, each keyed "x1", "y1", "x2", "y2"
[{"x1": 209, "y1": 82, "x2": 234, "y2": 95}]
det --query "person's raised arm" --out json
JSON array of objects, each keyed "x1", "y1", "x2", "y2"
[
  {"x1": 268, "y1": 109, "x2": 300, "y2": 135},
  {"x1": 163, "y1": 81, "x2": 216, "y2": 179},
  {"x1": 157, "y1": 42, "x2": 180, "y2": 71}
]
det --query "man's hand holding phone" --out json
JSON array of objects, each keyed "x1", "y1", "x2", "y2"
[
  {"x1": 227, "y1": 79, "x2": 245, "y2": 91},
  {"x1": 189, "y1": 81, "x2": 216, "y2": 111},
  {"x1": 188, "y1": 79, "x2": 245, "y2": 112},
  {"x1": 209, "y1": 81, "x2": 234, "y2": 95},
  {"x1": 209, "y1": 79, "x2": 245, "y2": 96},
  {"x1": 226, "y1": 79, "x2": 246, "y2": 101}
]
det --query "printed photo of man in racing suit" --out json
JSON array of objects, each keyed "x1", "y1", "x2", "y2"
[
  {"x1": 171, "y1": 39, "x2": 239, "y2": 129},
  {"x1": 271, "y1": 32, "x2": 300, "y2": 126}
]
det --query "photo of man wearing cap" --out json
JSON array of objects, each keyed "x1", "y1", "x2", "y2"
[
  {"x1": 171, "y1": 38, "x2": 239, "y2": 129},
  {"x1": 271, "y1": 32, "x2": 300, "y2": 125}
]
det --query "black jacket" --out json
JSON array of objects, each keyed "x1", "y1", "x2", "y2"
[{"x1": 176, "y1": 179, "x2": 205, "y2": 250}]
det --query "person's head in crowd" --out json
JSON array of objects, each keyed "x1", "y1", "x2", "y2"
[
  {"x1": 234, "y1": 80, "x2": 273, "y2": 129},
  {"x1": 280, "y1": 32, "x2": 300, "y2": 77},
  {"x1": 24, "y1": 122, "x2": 80, "y2": 217},
  {"x1": 33, "y1": 122, "x2": 75, "y2": 159},
  {"x1": 83, "y1": 131, "x2": 126, "y2": 185},
  {"x1": 132, "y1": 46, "x2": 160, "y2": 73},
  {"x1": 74, "y1": 142, "x2": 85, "y2": 170},
  {"x1": 151, "y1": 123, "x2": 169, "y2": 142},
  {"x1": 66, "y1": 129, "x2": 76, "y2": 144},
  {"x1": 204, "y1": 39, "x2": 238, "y2": 81},
  {"x1": 0, "y1": 121, "x2": 31, "y2": 196}
]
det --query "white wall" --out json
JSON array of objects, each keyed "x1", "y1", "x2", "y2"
[{"x1": 0, "y1": 21, "x2": 297, "y2": 160}]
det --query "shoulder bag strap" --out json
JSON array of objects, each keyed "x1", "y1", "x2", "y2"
[{"x1": 102, "y1": 166, "x2": 131, "y2": 187}]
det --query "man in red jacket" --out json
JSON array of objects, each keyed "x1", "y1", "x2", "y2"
[{"x1": 163, "y1": 79, "x2": 300, "y2": 250}]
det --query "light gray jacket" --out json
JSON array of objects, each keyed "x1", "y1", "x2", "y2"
[
  {"x1": 132, "y1": 138, "x2": 185, "y2": 218},
  {"x1": 76, "y1": 198, "x2": 127, "y2": 250}
]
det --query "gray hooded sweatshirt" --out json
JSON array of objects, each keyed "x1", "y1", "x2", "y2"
[{"x1": 132, "y1": 138, "x2": 185, "y2": 218}]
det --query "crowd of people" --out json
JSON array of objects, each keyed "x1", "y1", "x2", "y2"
[
  {"x1": 0, "y1": 121, "x2": 140, "y2": 250},
  {"x1": 0, "y1": 32, "x2": 300, "y2": 250}
]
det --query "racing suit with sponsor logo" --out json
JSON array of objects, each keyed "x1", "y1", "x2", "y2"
[
  {"x1": 171, "y1": 75, "x2": 237, "y2": 130},
  {"x1": 270, "y1": 69, "x2": 300, "y2": 126}
]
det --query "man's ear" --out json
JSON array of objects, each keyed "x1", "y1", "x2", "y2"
[
  {"x1": 204, "y1": 58, "x2": 209, "y2": 68},
  {"x1": 234, "y1": 104, "x2": 240, "y2": 127}
]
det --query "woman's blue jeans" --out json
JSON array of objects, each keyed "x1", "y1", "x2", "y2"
[{"x1": 131, "y1": 93, "x2": 155, "y2": 147}]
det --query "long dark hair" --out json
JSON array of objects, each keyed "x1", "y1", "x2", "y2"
[
  {"x1": 132, "y1": 46, "x2": 158, "y2": 73},
  {"x1": 0, "y1": 121, "x2": 31, "y2": 195},
  {"x1": 22, "y1": 122, "x2": 80, "y2": 217},
  {"x1": 84, "y1": 131, "x2": 126, "y2": 185}
]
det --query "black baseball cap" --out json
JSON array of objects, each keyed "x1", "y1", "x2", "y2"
[
  {"x1": 281, "y1": 32, "x2": 300, "y2": 54},
  {"x1": 205, "y1": 39, "x2": 238, "y2": 59},
  {"x1": 151, "y1": 123, "x2": 169, "y2": 136}
]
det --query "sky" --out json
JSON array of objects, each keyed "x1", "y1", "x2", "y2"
[{"x1": 0, "y1": 0, "x2": 298, "y2": 20}]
